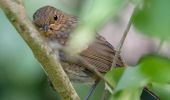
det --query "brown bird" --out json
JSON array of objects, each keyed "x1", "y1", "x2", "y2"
[
  {"x1": 32, "y1": 6, "x2": 125, "y2": 99},
  {"x1": 33, "y1": 6, "x2": 159, "y2": 100}
]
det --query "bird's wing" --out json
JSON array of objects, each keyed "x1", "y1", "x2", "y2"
[{"x1": 80, "y1": 35, "x2": 125, "y2": 73}]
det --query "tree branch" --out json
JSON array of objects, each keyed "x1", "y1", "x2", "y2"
[
  {"x1": 101, "y1": 5, "x2": 138, "y2": 100},
  {"x1": 156, "y1": 39, "x2": 164, "y2": 53},
  {"x1": 111, "y1": 6, "x2": 137, "y2": 68},
  {"x1": 0, "y1": 0, "x2": 80, "y2": 100}
]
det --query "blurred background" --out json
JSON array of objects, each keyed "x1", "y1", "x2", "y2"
[{"x1": 0, "y1": 0, "x2": 170, "y2": 100}]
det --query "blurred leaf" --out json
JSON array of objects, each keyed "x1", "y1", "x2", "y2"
[
  {"x1": 139, "y1": 55, "x2": 170, "y2": 83},
  {"x1": 81, "y1": 0, "x2": 126, "y2": 27},
  {"x1": 105, "y1": 68, "x2": 125, "y2": 88},
  {"x1": 133, "y1": 0, "x2": 170, "y2": 39},
  {"x1": 149, "y1": 82, "x2": 170, "y2": 100},
  {"x1": 130, "y1": 0, "x2": 143, "y2": 5},
  {"x1": 66, "y1": 0, "x2": 126, "y2": 55},
  {"x1": 111, "y1": 88, "x2": 142, "y2": 100},
  {"x1": 105, "y1": 67, "x2": 147, "y2": 100},
  {"x1": 115, "y1": 67, "x2": 148, "y2": 91}
]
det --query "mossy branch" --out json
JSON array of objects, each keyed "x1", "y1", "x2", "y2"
[{"x1": 0, "y1": 0, "x2": 80, "y2": 100}]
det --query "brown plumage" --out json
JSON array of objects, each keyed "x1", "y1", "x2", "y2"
[{"x1": 33, "y1": 6, "x2": 125, "y2": 85}]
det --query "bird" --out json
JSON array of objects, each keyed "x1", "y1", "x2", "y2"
[
  {"x1": 33, "y1": 5, "x2": 124, "y2": 83},
  {"x1": 33, "y1": 6, "x2": 158, "y2": 100},
  {"x1": 33, "y1": 5, "x2": 124, "y2": 99}
]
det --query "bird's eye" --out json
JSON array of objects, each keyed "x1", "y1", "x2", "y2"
[{"x1": 54, "y1": 15, "x2": 58, "y2": 21}]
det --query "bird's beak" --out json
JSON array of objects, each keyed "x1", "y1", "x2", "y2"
[{"x1": 42, "y1": 24, "x2": 49, "y2": 32}]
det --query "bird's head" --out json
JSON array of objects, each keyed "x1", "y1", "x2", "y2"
[{"x1": 33, "y1": 6, "x2": 68, "y2": 36}]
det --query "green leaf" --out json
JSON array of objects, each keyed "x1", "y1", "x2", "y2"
[
  {"x1": 130, "y1": 0, "x2": 143, "y2": 5},
  {"x1": 105, "y1": 68, "x2": 125, "y2": 88},
  {"x1": 149, "y1": 82, "x2": 170, "y2": 100},
  {"x1": 66, "y1": 0, "x2": 126, "y2": 55},
  {"x1": 139, "y1": 55, "x2": 170, "y2": 83},
  {"x1": 81, "y1": 0, "x2": 126, "y2": 27},
  {"x1": 111, "y1": 88, "x2": 142, "y2": 100},
  {"x1": 115, "y1": 67, "x2": 148, "y2": 91},
  {"x1": 105, "y1": 67, "x2": 147, "y2": 100},
  {"x1": 133, "y1": 0, "x2": 170, "y2": 39}
]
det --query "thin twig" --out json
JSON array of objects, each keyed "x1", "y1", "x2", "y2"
[
  {"x1": 111, "y1": 6, "x2": 137, "y2": 68},
  {"x1": 109, "y1": 5, "x2": 160, "y2": 100},
  {"x1": 101, "y1": 86, "x2": 110, "y2": 100},
  {"x1": 0, "y1": 0, "x2": 80, "y2": 100},
  {"x1": 77, "y1": 56, "x2": 112, "y2": 87},
  {"x1": 155, "y1": 39, "x2": 164, "y2": 54},
  {"x1": 59, "y1": 48, "x2": 111, "y2": 87},
  {"x1": 101, "y1": 6, "x2": 138, "y2": 100}
]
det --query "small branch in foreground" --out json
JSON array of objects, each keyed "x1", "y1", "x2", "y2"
[
  {"x1": 59, "y1": 49, "x2": 112, "y2": 88},
  {"x1": 77, "y1": 56, "x2": 112, "y2": 87},
  {"x1": 101, "y1": 5, "x2": 138, "y2": 100},
  {"x1": 111, "y1": 6, "x2": 137, "y2": 68},
  {"x1": 0, "y1": 0, "x2": 79, "y2": 100},
  {"x1": 155, "y1": 39, "x2": 164, "y2": 54}
]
